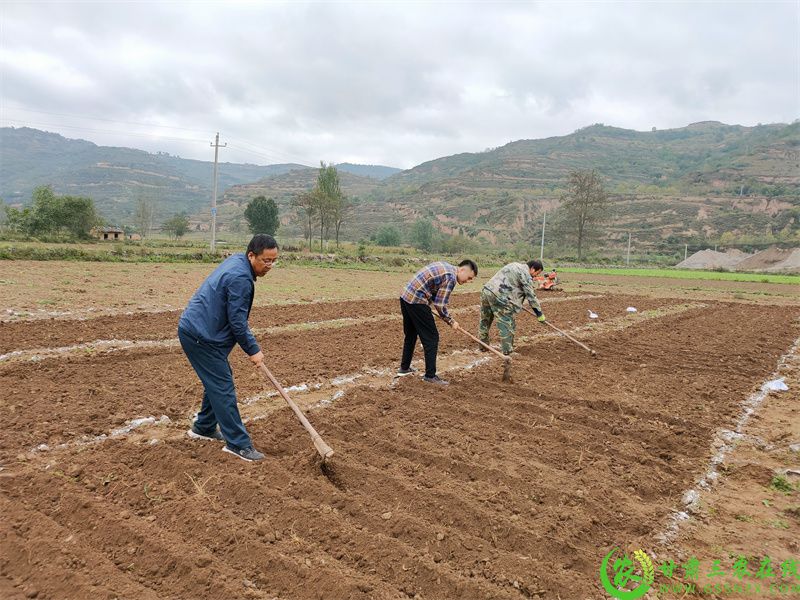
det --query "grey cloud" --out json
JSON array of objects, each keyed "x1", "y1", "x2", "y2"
[{"x1": 1, "y1": 1, "x2": 797, "y2": 168}]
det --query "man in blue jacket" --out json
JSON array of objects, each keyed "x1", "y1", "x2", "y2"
[{"x1": 178, "y1": 234, "x2": 278, "y2": 462}]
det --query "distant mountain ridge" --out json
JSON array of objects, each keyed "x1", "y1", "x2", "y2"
[
  {"x1": 223, "y1": 120, "x2": 799, "y2": 246},
  {"x1": 0, "y1": 127, "x2": 399, "y2": 221},
  {"x1": 334, "y1": 163, "x2": 401, "y2": 180},
  {"x1": 390, "y1": 121, "x2": 800, "y2": 246},
  {"x1": 2, "y1": 122, "x2": 798, "y2": 248}
]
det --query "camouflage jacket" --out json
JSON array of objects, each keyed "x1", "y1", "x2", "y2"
[{"x1": 483, "y1": 262, "x2": 542, "y2": 315}]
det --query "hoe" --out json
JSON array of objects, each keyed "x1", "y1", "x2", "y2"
[
  {"x1": 436, "y1": 314, "x2": 513, "y2": 382},
  {"x1": 258, "y1": 363, "x2": 335, "y2": 462}
]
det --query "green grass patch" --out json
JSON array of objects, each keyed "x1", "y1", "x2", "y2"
[
  {"x1": 559, "y1": 267, "x2": 799, "y2": 285},
  {"x1": 770, "y1": 475, "x2": 796, "y2": 494}
]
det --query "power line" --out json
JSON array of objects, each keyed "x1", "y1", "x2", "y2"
[
  {"x1": 1, "y1": 104, "x2": 213, "y2": 135},
  {"x1": 1, "y1": 117, "x2": 315, "y2": 166},
  {"x1": 226, "y1": 136, "x2": 314, "y2": 166},
  {"x1": 2, "y1": 103, "x2": 319, "y2": 164}
]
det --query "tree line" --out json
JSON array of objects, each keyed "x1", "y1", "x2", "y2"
[
  {"x1": 1, "y1": 185, "x2": 193, "y2": 241},
  {"x1": 3, "y1": 186, "x2": 98, "y2": 238},
  {"x1": 3, "y1": 167, "x2": 612, "y2": 258}
]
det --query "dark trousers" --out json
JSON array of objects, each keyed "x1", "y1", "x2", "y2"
[
  {"x1": 178, "y1": 327, "x2": 252, "y2": 450},
  {"x1": 400, "y1": 299, "x2": 439, "y2": 378}
]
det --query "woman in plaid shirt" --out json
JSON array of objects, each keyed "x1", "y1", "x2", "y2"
[{"x1": 398, "y1": 259, "x2": 478, "y2": 385}]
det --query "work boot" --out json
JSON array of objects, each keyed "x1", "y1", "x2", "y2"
[
  {"x1": 423, "y1": 375, "x2": 449, "y2": 386},
  {"x1": 396, "y1": 366, "x2": 418, "y2": 377},
  {"x1": 187, "y1": 425, "x2": 225, "y2": 442},
  {"x1": 223, "y1": 445, "x2": 265, "y2": 462}
]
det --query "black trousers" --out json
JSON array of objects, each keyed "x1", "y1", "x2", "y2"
[{"x1": 400, "y1": 299, "x2": 439, "y2": 378}]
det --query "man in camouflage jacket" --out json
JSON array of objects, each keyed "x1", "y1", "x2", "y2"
[{"x1": 480, "y1": 260, "x2": 546, "y2": 355}]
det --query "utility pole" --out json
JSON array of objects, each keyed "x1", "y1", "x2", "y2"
[
  {"x1": 539, "y1": 211, "x2": 546, "y2": 261},
  {"x1": 210, "y1": 132, "x2": 226, "y2": 252},
  {"x1": 626, "y1": 232, "x2": 631, "y2": 266},
  {"x1": 684, "y1": 243, "x2": 688, "y2": 261}
]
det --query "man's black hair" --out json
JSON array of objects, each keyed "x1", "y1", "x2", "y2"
[
  {"x1": 527, "y1": 259, "x2": 543, "y2": 271},
  {"x1": 459, "y1": 259, "x2": 478, "y2": 276},
  {"x1": 247, "y1": 234, "x2": 279, "y2": 255}
]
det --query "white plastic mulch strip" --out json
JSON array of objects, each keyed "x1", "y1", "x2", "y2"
[
  {"x1": 655, "y1": 336, "x2": 798, "y2": 545},
  {"x1": 31, "y1": 415, "x2": 171, "y2": 453},
  {"x1": 0, "y1": 338, "x2": 179, "y2": 363}
]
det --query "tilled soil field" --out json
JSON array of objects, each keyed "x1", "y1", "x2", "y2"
[
  {"x1": 1, "y1": 291, "x2": 798, "y2": 600},
  {"x1": 0, "y1": 291, "x2": 589, "y2": 355}
]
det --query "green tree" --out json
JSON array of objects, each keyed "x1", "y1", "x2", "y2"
[
  {"x1": 375, "y1": 225, "x2": 401, "y2": 247},
  {"x1": 244, "y1": 196, "x2": 280, "y2": 235},
  {"x1": 28, "y1": 185, "x2": 61, "y2": 234},
  {"x1": 441, "y1": 233, "x2": 473, "y2": 254},
  {"x1": 3, "y1": 205, "x2": 34, "y2": 235},
  {"x1": 13, "y1": 186, "x2": 99, "y2": 238},
  {"x1": 162, "y1": 212, "x2": 190, "y2": 240},
  {"x1": 312, "y1": 162, "x2": 345, "y2": 250},
  {"x1": 410, "y1": 219, "x2": 435, "y2": 252},
  {"x1": 60, "y1": 195, "x2": 99, "y2": 238},
  {"x1": 558, "y1": 169, "x2": 610, "y2": 260}
]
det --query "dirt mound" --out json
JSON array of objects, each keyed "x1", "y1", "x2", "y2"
[
  {"x1": 735, "y1": 246, "x2": 798, "y2": 272},
  {"x1": 764, "y1": 247, "x2": 800, "y2": 273},
  {"x1": 676, "y1": 249, "x2": 749, "y2": 270}
]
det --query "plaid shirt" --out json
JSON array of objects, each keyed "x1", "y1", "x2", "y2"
[{"x1": 400, "y1": 261, "x2": 457, "y2": 321}]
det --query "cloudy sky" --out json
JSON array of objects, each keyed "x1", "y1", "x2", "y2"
[{"x1": 1, "y1": 1, "x2": 797, "y2": 168}]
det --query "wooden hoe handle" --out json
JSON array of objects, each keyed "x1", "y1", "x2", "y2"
[
  {"x1": 518, "y1": 304, "x2": 596, "y2": 355},
  {"x1": 436, "y1": 314, "x2": 510, "y2": 362},
  {"x1": 258, "y1": 363, "x2": 335, "y2": 461}
]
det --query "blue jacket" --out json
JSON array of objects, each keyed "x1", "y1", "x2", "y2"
[{"x1": 178, "y1": 253, "x2": 261, "y2": 355}]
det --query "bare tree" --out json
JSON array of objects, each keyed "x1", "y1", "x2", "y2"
[
  {"x1": 331, "y1": 195, "x2": 353, "y2": 249},
  {"x1": 559, "y1": 169, "x2": 610, "y2": 260},
  {"x1": 292, "y1": 191, "x2": 318, "y2": 249},
  {"x1": 134, "y1": 197, "x2": 155, "y2": 239},
  {"x1": 313, "y1": 162, "x2": 343, "y2": 251}
]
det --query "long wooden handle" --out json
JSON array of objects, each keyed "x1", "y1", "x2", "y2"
[
  {"x1": 517, "y1": 304, "x2": 595, "y2": 354},
  {"x1": 436, "y1": 314, "x2": 509, "y2": 362},
  {"x1": 258, "y1": 363, "x2": 334, "y2": 460},
  {"x1": 542, "y1": 320, "x2": 594, "y2": 354}
]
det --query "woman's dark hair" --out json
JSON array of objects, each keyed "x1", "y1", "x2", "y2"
[
  {"x1": 527, "y1": 259, "x2": 543, "y2": 271},
  {"x1": 459, "y1": 259, "x2": 478, "y2": 276},
  {"x1": 247, "y1": 234, "x2": 279, "y2": 255}
]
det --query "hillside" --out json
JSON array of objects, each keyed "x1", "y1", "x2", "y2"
[
  {"x1": 0, "y1": 127, "x2": 399, "y2": 223},
  {"x1": 3, "y1": 122, "x2": 798, "y2": 249},
  {"x1": 334, "y1": 163, "x2": 401, "y2": 180},
  {"x1": 364, "y1": 121, "x2": 800, "y2": 246},
  {"x1": 216, "y1": 121, "x2": 799, "y2": 247},
  {"x1": 204, "y1": 167, "x2": 382, "y2": 237}
]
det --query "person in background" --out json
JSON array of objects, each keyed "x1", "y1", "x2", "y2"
[
  {"x1": 479, "y1": 259, "x2": 545, "y2": 356},
  {"x1": 398, "y1": 259, "x2": 478, "y2": 385}
]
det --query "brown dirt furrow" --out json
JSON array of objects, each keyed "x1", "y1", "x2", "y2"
[
  {"x1": 322, "y1": 392, "x2": 690, "y2": 507},
  {"x1": 1, "y1": 300, "x2": 798, "y2": 599},
  {"x1": 0, "y1": 494, "x2": 164, "y2": 600},
  {"x1": 1, "y1": 295, "x2": 676, "y2": 457},
  {"x1": 0, "y1": 468, "x2": 404, "y2": 600},
  {"x1": 0, "y1": 289, "x2": 576, "y2": 356},
  {"x1": 0, "y1": 290, "x2": 582, "y2": 355}
]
